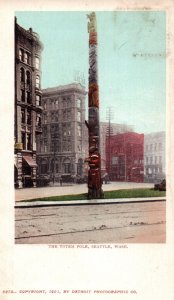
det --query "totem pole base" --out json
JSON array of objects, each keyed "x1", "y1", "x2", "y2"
[{"x1": 88, "y1": 188, "x2": 104, "y2": 199}]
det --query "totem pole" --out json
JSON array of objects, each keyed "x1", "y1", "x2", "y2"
[{"x1": 85, "y1": 12, "x2": 103, "y2": 199}]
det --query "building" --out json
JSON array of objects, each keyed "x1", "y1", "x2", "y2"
[
  {"x1": 106, "y1": 132, "x2": 144, "y2": 182},
  {"x1": 100, "y1": 122, "x2": 134, "y2": 172},
  {"x1": 36, "y1": 83, "x2": 88, "y2": 182},
  {"x1": 144, "y1": 131, "x2": 166, "y2": 182},
  {"x1": 14, "y1": 18, "x2": 43, "y2": 188}
]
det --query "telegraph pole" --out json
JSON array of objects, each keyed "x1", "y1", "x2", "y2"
[
  {"x1": 85, "y1": 12, "x2": 103, "y2": 199},
  {"x1": 106, "y1": 107, "x2": 114, "y2": 178}
]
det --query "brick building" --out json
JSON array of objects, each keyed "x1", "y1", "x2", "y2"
[
  {"x1": 100, "y1": 122, "x2": 134, "y2": 172},
  {"x1": 106, "y1": 132, "x2": 144, "y2": 182},
  {"x1": 14, "y1": 18, "x2": 43, "y2": 188},
  {"x1": 36, "y1": 83, "x2": 88, "y2": 182}
]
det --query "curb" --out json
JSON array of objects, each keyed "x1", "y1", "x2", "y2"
[{"x1": 15, "y1": 197, "x2": 166, "y2": 208}]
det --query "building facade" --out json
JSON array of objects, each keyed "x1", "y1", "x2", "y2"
[
  {"x1": 14, "y1": 19, "x2": 43, "y2": 188},
  {"x1": 106, "y1": 132, "x2": 144, "y2": 182},
  {"x1": 144, "y1": 132, "x2": 166, "y2": 182},
  {"x1": 36, "y1": 83, "x2": 88, "y2": 182},
  {"x1": 100, "y1": 122, "x2": 134, "y2": 172}
]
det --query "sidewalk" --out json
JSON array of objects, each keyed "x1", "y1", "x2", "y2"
[
  {"x1": 15, "y1": 197, "x2": 166, "y2": 208},
  {"x1": 15, "y1": 182, "x2": 154, "y2": 202}
]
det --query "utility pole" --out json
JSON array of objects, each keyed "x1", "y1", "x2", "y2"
[
  {"x1": 106, "y1": 107, "x2": 114, "y2": 179},
  {"x1": 85, "y1": 12, "x2": 103, "y2": 199}
]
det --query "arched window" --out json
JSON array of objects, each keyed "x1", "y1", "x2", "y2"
[
  {"x1": 26, "y1": 71, "x2": 31, "y2": 85},
  {"x1": 20, "y1": 68, "x2": 25, "y2": 82},
  {"x1": 36, "y1": 75, "x2": 40, "y2": 88}
]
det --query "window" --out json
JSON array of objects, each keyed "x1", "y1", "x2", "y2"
[
  {"x1": 63, "y1": 98, "x2": 67, "y2": 107},
  {"x1": 21, "y1": 108, "x2": 25, "y2": 124},
  {"x1": 36, "y1": 75, "x2": 40, "y2": 88},
  {"x1": 26, "y1": 91, "x2": 31, "y2": 104},
  {"x1": 44, "y1": 140, "x2": 47, "y2": 153},
  {"x1": 78, "y1": 144, "x2": 82, "y2": 152},
  {"x1": 159, "y1": 156, "x2": 162, "y2": 164},
  {"x1": 77, "y1": 158, "x2": 83, "y2": 176},
  {"x1": 21, "y1": 132, "x2": 25, "y2": 149},
  {"x1": 77, "y1": 125, "x2": 81, "y2": 136},
  {"x1": 35, "y1": 57, "x2": 40, "y2": 69},
  {"x1": 21, "y1": 89, "x2": 25, "y2": 102},
  {"x1": 36, "y1": 114, "x2": 41, "y2": 127},
  {"x1": 36, "y1": 95, "x2": 41, "y2": 106},
  {"x1": 26, "y1": 71, "x2": 31, "y2": 85},
  {"x1": 77, "y1": 99, "x2": 81, "y2": 108},
  {"x1": 41, "y1": 160, "x2": 47, "y2": 174},
  {"x1": 55, "y1": 100, "x2": 59, "y2": 108},
  {"x1": 27, "y1": 110, "x2": 31, "y2": 125},
  {"x1": 19, "y1": 49, "x2": 24, "y2": 61},
  {"x1": 146, "y1": 157, "x2": 148, "y2": 164},
  {"x1": 77, "y1": 111, "x2": 81, "y2": 122},
  {"x1": 24, "y1": 52, "x2": 30, "y2": 64},
  {"x1": 63, "y1": 159, "x2": 71, "y2": 174},
  {"x1": 26, "y1": 133, "x2": 31, "y2": 150},
  {"x1": 20, "y1": 68, "x2": 25, "y2": 82}
]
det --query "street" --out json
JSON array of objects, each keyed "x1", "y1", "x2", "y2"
[{"x1": 15, "y1": 200, "x2": 166, "y2": 244}]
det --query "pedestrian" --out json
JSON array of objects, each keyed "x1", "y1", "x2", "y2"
[{"x1": 60, "y1": 177, "x2": 63, "y2": 186}]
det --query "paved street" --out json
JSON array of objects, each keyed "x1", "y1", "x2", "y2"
[
  {"x1": 15, "y1": 182, "x2": 154, "y2": 201},
  {"x1": 15, "y1": 200, "x2": 166, "y2": 244}
]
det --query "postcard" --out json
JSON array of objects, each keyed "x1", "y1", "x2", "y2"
[{"x1": 0, "y1": 0, "x2": 174, "y2": 299}]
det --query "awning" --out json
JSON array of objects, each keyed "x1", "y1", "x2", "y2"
[{"x1": 23, "y1": 155, "x2": 38, "y2": 168}]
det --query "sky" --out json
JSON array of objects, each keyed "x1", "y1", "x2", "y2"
[{"x1": 15, "y1": 11, "x2": 166, "y2": 134}]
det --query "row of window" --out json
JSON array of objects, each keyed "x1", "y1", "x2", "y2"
[
  {"x1": 20, "y1": 68, "x2": 40, "y2": 88},
  {"x1": 145, "y1": 167, "x2": 163, "y2": 175},
  {"x1": 42, "y1": 124, "x2": 82, "y2": 138},
  {"x1": 41, "y1": 110, "x2": 81, "y2": 123},
  {"x1": 145, "y1": 156, "x2": 162, "y2": 164},
  {"x1": 40, "y1": 161, "x2": 71, "y2": 174},
  {"x1": 38, "y1": 139, "x2": 82, "y2": 153},
  {"x1": 20, "y1": 89, "x2": 41, "y2": 106},
  {"x1": 43, "y1": 98, "x2": 81, "y2": 110},
  {"x1": 145, "y1": 143, "x2": 163, "y2": 152},
  {"x1": 111, "y1": 156, "x2": 143, "y2": 165},
  {"x1": 19, "y1": 48, "x2": 40, "y2": 69},
  {"x1": 21, "y1": 109, "x2": 41, "y2": 127},
  {"x1": 40, "y1": 159, "x2": 83, "y2": 175}
]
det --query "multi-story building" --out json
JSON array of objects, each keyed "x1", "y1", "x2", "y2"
[
  {"x1": 144, "y1": 131, "x2": 166, "y2": 182},
  {"x1": 106, "y1": 132, "x2": 144, "y2": 182},
  {"x1": 14, "y1": 18, "x2": 43, "y2": 188},
  {"x1": 100, "y1": 122, "x2": 134, "y2": 172},
  {"x1": 36, "y1": 83, "x2": 88, "y2": 182}
]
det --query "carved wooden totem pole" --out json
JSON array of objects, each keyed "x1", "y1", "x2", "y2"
[{"x1": 85, "y1": 12, "x2": 103, "y2": 199}]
